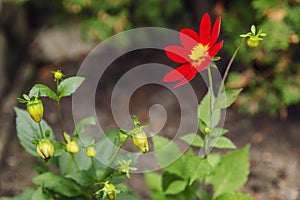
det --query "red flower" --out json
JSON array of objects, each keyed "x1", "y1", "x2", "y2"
[{"x1": 163, "y1": 13, "x2": 223, "y2": 88}]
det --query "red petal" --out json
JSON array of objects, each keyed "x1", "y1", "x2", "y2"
[
  {"x1": 209, "y1": 16, "x2": 221, "y2": 46},
  {"x1": 199, "y1": 13, "x2": 211, "y2": 45},
  {"x1": 180, "y1": 28, "x2": 199, "y2": 52},
  {"x1": 208, "y1": 40, "x2": 223, "y2": 57},
  {"x1": 165, "y1": 46, "x2": 190, "y2": 63},
  {"x1": 174, "y1": 71, "x2": 197, "y2": 88},
  {"x1": 163, "y1": 63, "x2": 193, "y2": 82}
]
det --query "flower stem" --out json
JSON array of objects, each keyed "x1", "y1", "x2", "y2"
[
  {"x1": 207, "y1": 65, "x2": 214, "y2": 128},
  {"x1": 57, "y1": 99, "x2": 65, "y2": 134},
  {"x1": 217, "y1": 38, "x2": 245, "y2": 97},
  {"x1": 91, "y1": 157, "x2": 97, "y2": 177},
  {"x1": 71, "y1": 153, "x2": 80, "y2": 171},
  {"x1": 55, "y1": 79, "x2": 66, "y2": 141},
  {"x1": 100, "y1": 135, "x2": 129, "y2": 181},
  {"x1": 38, "y1": 122, "x2": 44, "y2": 138}
]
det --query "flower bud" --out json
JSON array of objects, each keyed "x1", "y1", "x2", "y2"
[
  {"x1": 86, "y1": 146, "x2": 96, "y2": 158},
  {"x1": 27, "y1": 99, "x2": 44, "y2": 123},
  {"x1": 247, "y1": 38, "x2": 260, "y2": 48},
  {"x1": 36, "y1": 139, "x2": 54, "y2": 161},
  {"x1": 131, "y1": 128, "x2": 149, "y2": 153},
  {"x1": 96, "y1": 182, "x2": 118, "y2": 200},
  {"x1": 117, "y1": 159, "x2": 136, "y2": 178},
  {"x1": 53, "y1": 70, "x2": 64, "y2": 80},
  {"x1": 66, "y1": 141, "x2": 79, "y2": 154}
]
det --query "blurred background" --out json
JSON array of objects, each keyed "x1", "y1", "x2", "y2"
[{"x1": 0, "y1": 0, "x2": 299, "y2": 199}]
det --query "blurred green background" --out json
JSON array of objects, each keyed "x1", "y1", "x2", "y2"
[{"x1": 1, "y1": 0, "x2": 300, "y2": 117}]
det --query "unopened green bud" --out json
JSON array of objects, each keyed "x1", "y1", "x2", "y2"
[
  {"x1": 247, "y1": 38, "x2": 260, "y2": 48},
  {"x1": 66, "y1": 141, "x2": 79, "y2": 154},
  {"x1": 131, "y1": 127, "x2": 149, "y2": 153},
  {"x1": 27, "y1": 99, "x2": 44, "y2": 123},
  {"x1": 36, "y1": 139, "x2": 54, "y2": 161},
  {"x1": 86, "y1": 146, "x2": 96, "y2": 158},
  {"x1": 204, "y1": 127, "x2": 211, "y2": 135},
  {"x1": 53, "y1": 70, "x2": 64, "y2": 80}
]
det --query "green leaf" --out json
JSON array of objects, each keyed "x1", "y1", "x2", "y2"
[
  {"x1": 29, "y1": 84, "x2": 58, "y2": 100},
  {"x1": 66, "y1": 170, "x2": 95, "y2": 187},
  {"x1": 73, "y1": 116, "x2": 96, "y2": 136},
  {"x1": 215, "y1": 89, "x2": 243, "y2": 109},
  {"x1": 144, "y1": 172, "x2": 167, "y2": 200},
  {"x1": 58, "y1": 76, "x2": 85, "y2": 98},
  {"x1": 14, "y1": 107, "x2": 54, "y2": 157},
  {"x1": 152, "y1": 135, "x2": 181, "y2": 168},
  {"x1": 198, "y1": 91, "x2": 221, "y2": 128},
  {"x1": 211, "y1": 128, "x2": 229, "y2": 137},
  {"x1": 180, "y1": 133, "x2": 203, "y2": 147},
  {"x1": 214, "y1": 192, "x2": 253, "y2": 200},
  {"x1": 212, "y1": 137, "x2": 236, "y2": 149},
  {"x1": 32, "y1": 186, "x2": 53, "y2": 200},
  {"x1": 164, "y1": 180, "x2": 187, "y2": 195},
  {"x1": 32, "y1": 172, "x2": 83, "y2": 197},
  {"x1": 183, "y1": 151, "x2": 212, "y2": 185},
  {"x1": 17, "y1": 98, "x2": 27, "y2": 103},
  {"x1": 211, "y1": 145, "x2": 250, "y2": 198},
  {"x1": 58, "y1": 147, "x2": 91, "y2": 175},
  {"x1": 0, "y1": 188, "x2": 35, "y2": 200},
  {"x1": 251, "y1": 25, "x2": 256, "y2": 35}
]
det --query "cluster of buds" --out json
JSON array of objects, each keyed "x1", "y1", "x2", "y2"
[
  {"x1": 240, "y1": 25, "x2": 267, "y2": 48},
  {"x1": 95, "y1": 182, "x2": 119, "y2": 200}
]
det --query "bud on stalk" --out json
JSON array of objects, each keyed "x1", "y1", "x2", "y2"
[
  {"x1": 36, "y1": 139, "x2": 54, "y2": 161},
  {"x1": 66, "y1": 141, "x2": 79, "y2": 154},
  {"x1": 27, "y1": 99, "x2": 44, "y2": 123},
  {"x1": 132, "y1": 128, "x2": 149, "y2": 153},
  {"x1": 86, "y1": 146, "x2": 96, "y2": 158}
]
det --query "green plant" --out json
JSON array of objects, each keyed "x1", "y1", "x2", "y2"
[
  {"x1": 1, "y1": 70, "x2": 148, "y2": 200},
  {"x1": 144, "y1": 13, "x2": 266, "y2": 200},
  {"x1": 222, "y1": 0, "x2": 300, "y2": 117}
]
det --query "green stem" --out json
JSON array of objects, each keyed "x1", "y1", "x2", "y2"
[
  {"x1": 56, "y1": 80, "x2": 66, "y2": 141},
  {"x1": 71, "y1": 153, "x2": 80, "y2": 171},
  {"x1": 100, "y1": 135, "x2": 129, "y2": 181},
  {"x1": 217, "y1": 38, "x2": 245, "y2": 98},
  {"x1": 38, "y1": 122, "x2": 44, "y2": 138},
  {"x1": 57, "y1": 99, "x2": 65, "y2": 134},
  {"x1": 207, "y1": 65, "x2": 214, "y2": 129},
  {"x1": 91, "y1": 158, "x2": 96, "y2": 177}
]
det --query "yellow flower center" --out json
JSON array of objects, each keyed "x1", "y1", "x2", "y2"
[{"x1": 189, "y1": 44, "x2": 208, "y2": 61}]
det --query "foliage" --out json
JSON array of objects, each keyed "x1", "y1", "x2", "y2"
[
  {"x1": 145, "y1": 88, "x2": 252, "y2": 200},
  {"x1": 222, "y1": 0, "x2": 300, "y2": 117},
  {"x1": 2, "y1": 71, "x2": 142, "y2": 200}
]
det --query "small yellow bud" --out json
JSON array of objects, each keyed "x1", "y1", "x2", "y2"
[
  {"x1": 131, "y1": 127, "x2": 149, "y2": 153},
  {"x1": 247, "y1": 38, "x2": 260, "y2": 48},
  {"x1": 66, "y1": 141, "x2": 79, "y2": 154},
  {"x1": 53, "y1": 70, "x2": 64, "y2": 80},
  {"x1": 86, "y1": 146, "x2": 96, "y2": 158},
  {"x1": 36, "y1": 139, "x2": 54, "y2": 161},
  {"x1": 27, "y1": 99, "x2": 44, "y2": 123}
]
